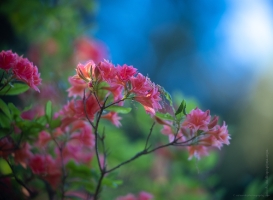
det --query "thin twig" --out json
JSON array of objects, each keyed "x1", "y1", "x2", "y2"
[{"x1": 144, "y1": 122, "x2": 155, "y2": 150}]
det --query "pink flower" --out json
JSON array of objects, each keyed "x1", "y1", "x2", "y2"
[
  {"x1": 134, "y1": 86, "x2": 162, "y2": 115},
  {"x1": 102, "y1": 84, "x2": 124, "y2": 101},
  {"x1": 12, "y1": 56, "x2": 41, "y2": 92},
  {"x1": 187, "y1": 145, "x2": 208, "y2": 160},
  {"x1": 96, "y1": 60, "x2": 117, "y2": 84},
  {"x1": 73, "y1": 37, "x2": 108, "y2": 64},
  {"x1": 21, "y1": 105, "x2": 44, "y2": 120},
  {"x1": 36, "y1": 131, "x2": 52, "y2": 147},
  {"x1": 116, "y1": 64, "x2": 137, "y2": 83},
  {"x1": 130, "y1": 73, "x2": 152, "y2": 95},
  {"x1": 29, "y1": 155, "x2": 47, "y2": 174},
  {"x1": 14, "y1": 143, "x2": 33, "y2": 166},
  {"x1": 116, "y1": 194, "x2": 137, "y2": 200},
  {"x1": 182, "y1": 108, "x2": 211, "y2": 132},
  {"x1": 70, "y1": 120, "x2": 95, "y2": 147},
  {"x1": 0, "y1": 136, "x2": 15, "y2": 159},
  {"x1": 207, "y1": 122, "x2": 230, "y2": 146},
  {"x1": 139, "y1": 192, "x2": 154, "y2": 200},
  {"x1": 60, "y1": 142, "x2": 93, "y2": 164},
  {"x1": 75, "y1": 61, "x2": 96, "y2": 82},
  {"x1": 0, "y1": 50, "x2": 17, "y2": 71},
  {"x1": 67, "y1": 76, "x2": 87, "y2": 98},
  {"x1": 102, "y1": 112, "x2": 122, "y2": 127},
  {"x1": 116, "y1": 192, "x2": 153, "y2": 200}
]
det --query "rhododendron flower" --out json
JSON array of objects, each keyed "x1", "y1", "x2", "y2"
[
  {"x1": 116, "y1": 64, "x2": 137, "y2": 83},
  {"x1": 0, "y1": 50, "x2": 17, "y2": 71},
  {"x1": 116, "y1": 192, "x2": 153, "y2": 200},
  {"x1": 75, "y1": 61, "x2": 96, "y2": 82},
  {"x1": 60, "y1": 142, "x2": 93, "y2": 164},
  {"x1": 36, "y1": 131, "x2": 52, "y2": 147},
  {"x1": 21, "y1": 105, "x2": 44, "y2": 120},
  {"x1": 103, "y1": 84, "x2": 124, "y2": 101},
  {"x1": 97, "y1": 60, "x2": 117, "y2": 84},
  {"x1": 67, "y1": 76, "x2": 87, "y2": 98},
  {"x1": 134, "y1": 86, "x2": 162, "y2": 115},
  {"x1": 29, "y1": 155, "x2": 47, "y2": 174},
  {"x1": 207, "y1": 122, "x2": 230, "y2": 146},
  {"x1": 74, "y1": 37, "x2": 108, "y2": 64},
  {"x1": 130, "y1": 73, "x2": 152, "y2": 95},
  {"x1": 182, "y1": 108, "x2": 211, "y2": 132},
  {"x1": 0, "y1": 136, "x2": 15, "y2": 159},
  {"x1": 70, "y1": 120, "x2": 95, "y2": 147},
  {"x1": 102, "y1": 112, "x2": 122, "y2": 127},
  {"x1": 187, "y1": 145, "x2": 209, "y2": 160},
  {"x1": 14, "y1": 143, "x2": 33, "y2": 166},
  {"x1": 12, "y1": 57, "x2": 41, "y2": 92}
]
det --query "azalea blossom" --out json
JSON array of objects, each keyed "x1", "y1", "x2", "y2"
[
  {"x1": 116, "y1": 64, "x2": 137, "y2": 83},
  {"x1": 116, "y1": 191, "x2": 153, "y2": 200},
  {"x1": 0, "y1": 50, "x2": 17, "y2": 71},
  {"x1": 182, "y1": 108, "x2": 211, "y2": 132},
  {"x1": 67, "y1": 76, "x2": 87, "y2": 98},
  {"x1": 102, "y1": 112, "x2": 122, "y2": 127}
]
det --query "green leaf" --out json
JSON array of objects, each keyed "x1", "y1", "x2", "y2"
[
  {"x1": 155, "y1": 112, "x2": 174, "y2": 121},
  {"x1": 0, "y1": 99, "x2": 11, "y2": 119},
  {"x1": 105, "y1": 105, "x2": 132, "y2": 114},
  {"x1": 45, "y1": 101, "x2": 52, "y2": 123},
  {"x1": 175, "y1": 100, "x2": 186, "y2": 116},
  {"x1": 66, "y1": 161, "x2": 94, "y2": 179},
  {"x1": 0, "y1": 113, "x2": 11, "y2": 128},
  {"x1": 49, "y1": 117, "x2": 61, "y2": 129},
  {"x1": 8, "y1": 103, "x2": 21, "y2": 118},
  {"x1": 102, "y1": 178, "x2": 123, "y2": 188},
  {"x1": 0, "y1": 83, "x2": 29, "y2": 95}
]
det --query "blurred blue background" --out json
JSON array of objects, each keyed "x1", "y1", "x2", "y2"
[{"x1": 93, "y1": 0, "x2": 273, "y2": 114}]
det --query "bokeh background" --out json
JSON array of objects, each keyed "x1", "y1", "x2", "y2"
[{"x1": 1, "y1": 0, "x2": 273, "y2": 199}]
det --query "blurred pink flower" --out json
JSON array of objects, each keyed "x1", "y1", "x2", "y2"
[
  {"x1": 0, "y1": 136, "x2": 15, "y2": 159},
  {"x1": 0, "y1": 50, "x2": 17, "y2": 71},
  {"x1": 116, "y1": 192, "x2": 153, "y2": 200},
  {"x1": 67, "y1": 76, "x2": 87, "y2": 98},
  {"x1": 187, "y1": 145, "x2": 209, "y2": 160},
  {"x1": 182, "y1": 108, "x2": 211, "y2": 132},
  {"x1": 102, "y1": 112, "x2": 122, "y2": 127},
  {"x1": 13, "y1": 56, "x2": 41, "y2": 92},
  {"x1": 14, "y1": 143, "x2": 33, "y2": 166},
  {"x1": 74, "y1": 37, "x2": 108, "y2": 64}
]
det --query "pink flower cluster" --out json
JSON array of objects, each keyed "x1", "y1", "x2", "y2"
[
  {"x1": 161, "y1": 108, "x2": 230, "y2": 160},
  {"x1": 73, "y1": 37, "x2": 108, "y2": 64},
  {"x1": 0, "y1": 50, "x2": 41, "y2": 92},
  {"x1": 68, "y1": 60, "x2": 162, "y2": 116},
  {"x1": 1, "y1": 117, "x2": 95, "y2": 189},
  {"x1": 116, "y1": 191, "x2": 153, "y2": 200}
]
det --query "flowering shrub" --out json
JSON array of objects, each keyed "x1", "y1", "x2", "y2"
[{"x1": 0, "y1": 49, "x2": 230, "y2": 199}]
